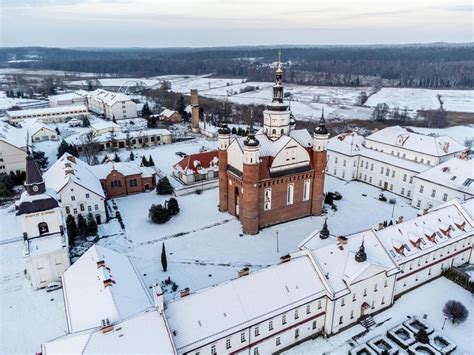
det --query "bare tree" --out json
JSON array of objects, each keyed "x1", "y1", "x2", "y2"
[
  {"x1": 443, "y1": 300, "x2": 469, "y2": 324},
  {"x1": 79, "y1": 132, "x2": 101, "y2": 165}
]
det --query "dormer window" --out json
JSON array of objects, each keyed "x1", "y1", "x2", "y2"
[{"x1": 38, "y1": 222, "x2": 49, "y2": 235}]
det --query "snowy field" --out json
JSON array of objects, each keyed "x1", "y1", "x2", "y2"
[
  {"x1": 366, "y1": 88, "x2": 474, "y2": 113},
  {"x1": 285, "y1": 277, "x2": 473, "y2": 355},
  {"x1": 0, "y1": 91, "x2": 46, "y2": 110}
]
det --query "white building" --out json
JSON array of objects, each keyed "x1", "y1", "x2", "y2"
[
  {"x1": 173, "y1": 150, "x2": 219, "y2": 185},
  {"x1": 90, "y1": 119, "x2": 121, "y2": 136},
  {"x1": 22, "y1": 120, "x2": 59, "y2": 142},
  {"x1": 412, "y1": 156, "x2": 474, "y2": 210},
  {"x1": 16, "y1": 155, "x2": 70, "y2": 290},
  {"x1": 0, "y1": 122, "x2": 28, "y2": 174},
  {"x1": 43, "y1": 199, "x2": 473, "y2": 353},
  {"x1": 43, "y1": 153, "x2": 107, "y2": 224},
  {"x1": 327, "y1": 127, "x2": 467, "y2": 200},
  {"x1": 86, "y1": 89, "x2": 137, "y2": 120},
  {"x1": 6, "y1": 105, "x2": 90, "y2": 123},
  {"x1": 48, "y1": 92, "x2": 86, "y2": 107}
]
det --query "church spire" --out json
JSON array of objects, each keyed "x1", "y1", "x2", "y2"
[
  {"x1": 272, "y1": 50, "x2": 284, "y2": 103},
  {"x1": 314, "y1": 108, "x2": 328, "y2": 135},
  {"x1": 25, "y1": 154, "x2": 46, "y2": 195},
  {"x1": 320, "y1": 218, "x2": 330, "y2": 239},
  {"x1": 355, "y1": 238, "x2": 367, "y2": 262}
]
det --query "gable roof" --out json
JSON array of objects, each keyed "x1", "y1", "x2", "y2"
[
  {"x1": 160, "y1": 109, "x2": 178, "y2": 118},
  {"x1": 89, "y1": 89, "x2": 132, "y2": 106},
  {"x1": 62, "y1": 245, "x2": 153, "y2": 333},
  {"x1": 22, "y1": 120, "x2": 56, "y2": 136},
  {"x1": 0, "y1": 122, "x2": 29, "y2": 149},
  {"x1": 174, "y1": 150, "x2": 218, "y2": 175},
  {"x1": 366, "y1": 126, "x2": 466, "y2": 157},
  {"x1": 43, "y1": 153, "x2": 105, "y2": 199},
  {"x1": 89, "y1": 161, "x2": 155, "y2": 180},
  {"x1": 90, "y1": 120, "x2": 120, "y2": 132}
]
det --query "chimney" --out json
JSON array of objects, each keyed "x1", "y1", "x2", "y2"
[
  {"x1": 238, "y1": 267, "x2": 250, "y2": 277},
  {"x1": 190, "y1": 89, "x2": 200, "y2": 133},
  {"x1": 96, "y1": 260, "x2": 106, "y2": 268},
  {"x1": 101, "y1": 318, "x2": 113, "y2": 333},
  {"x1": 103, "y1": 278, "x2": 115, "y2": 287},
  {"x1": 66, "y1": 155, "x2": 76, "y2": 163},
  {"x1": 442, "y1": 142, "x2": 449, "y2": 153},
  {"x1": 180, "y1": 288, "x2": 190, "y2": 298},
  {"x1": 280, "y1": 254, "x2": 291, "y2": 263}
]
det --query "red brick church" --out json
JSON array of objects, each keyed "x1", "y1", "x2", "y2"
[{"x1": 218, "y1": 61, "x2": 329, "y2": 234}]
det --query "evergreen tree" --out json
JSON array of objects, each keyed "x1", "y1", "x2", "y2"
[
  {"x1": 101, "y1": 155, "x2": 108, "y2": 164},
  {"x1": 141, "y1": 102, "x2": 152, "y2": 118},
  {"x1": 156, "y1": 176, "x2": 174, "y2": 195},
  {"x1": 69, "y1": 144, "x2": 79, "y2": 158},
  {"x1": 33, "y1": 150, "x2": 48, "y2": 170},
  {"x1": 81, "y1": 117, "x2": 90, "y2": 127},
  {"x1": 415, "y1": 329, "x2": 429, "y2": 344},
  {"x1": 148, "y1": 155, "x2": 155, "y2": 166},
  {"x1": 231, "y1": 127, "x2": 237, "y2": 134},
  {"x1": 77, "y1": 214, "x2": 87, "y2": 238},
  {"x1": 66, "y1": 215, "x2": 77, "y2": 245},
  {"x1": 91, "y1": 155, "x2": 99, "y2": 165},
  {"x1": 112, "y1": 117, "x2": 117, "y2": 124},
  {"x1": 149, "y1": 204, "x2": 170, "y2": 224},
  {"x1": 167, "y1": 197, "x2": 180, "y2": 215},
  {"x1": 175, "y1": 95, "x2": 186, "y2": 117},
  {"x1": 113, "y1": 153, "x2": 121, "y2": 162},
  {"x1": 0, "y1": 173, "x2": 14, "y2": 197},
  {"x1": 86, "y1": 213, "x2": 98, "y2": 236},
  {"x1": 129, "y1": 151, "x2": 135, "y2": 161},
  {"x1": 161, "y1": 243, "x2": 168, "y2": 272},
  {"x1": 55, "y1": 127, "x2": 60, "y2": 135},
  {"x1": 141, "y1": 156, "x2": 148, "y2": 167},
  {"x1": 56, "y1": 140, "x2": 70, "y2": 158}
]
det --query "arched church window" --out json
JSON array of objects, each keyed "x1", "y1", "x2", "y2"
[
  {"x1": 38, "y1": 222, "x2": 49, "y2": 235},
  {"x1": 281, "y1": 129, "x2": 284, "y2": 134},
  {"x1": 272, "y1": 129, "x2": 276, "y2": 134}
]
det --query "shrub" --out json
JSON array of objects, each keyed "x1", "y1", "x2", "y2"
[
  {"x1": 149, "y1": 204, "x2": 170, "y2": 224},
  {"x1": 167, "y1": 198, "x2": 180, "y2": 215},
  {"x1": 443, "y1": 300, "x2": 469, "y2": 324},
  {"x1": 0, "y1": 173, "x2": 14, "y2": 197}
]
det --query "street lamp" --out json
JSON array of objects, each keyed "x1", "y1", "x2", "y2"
[
  {"x1": 391, "y1": 199, "x2": 397, "y2": 219},
  {"x1": 442, "y1": 317, "x2": 448, "y2": 330},
  {"x1": 276, "y1": 230, "x2": 279, "y2": 253}
]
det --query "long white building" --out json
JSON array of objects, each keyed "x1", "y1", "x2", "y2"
[
  {"x1": 43, "y1": 199, "x2": 473, "y2": 354},
  {"x1": 85, "y1": 89, "x2": 137, "y2": 120},
  {"x1": 6, "y1": 105, "x2": 90, "y2": 123},
  {"x1": 327, "y1": 126, "x2": 467, "y2": 202},
  {"x1": 412, "y1": 155, "x2": 474, "y2": 210}
]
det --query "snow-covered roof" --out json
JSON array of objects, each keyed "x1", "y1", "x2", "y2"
[
  {"x1": 21, "y1": 120, "x2": 56, "y2": 136},
  {"x1": 174, "y1": 150, "x2": 218, "y2": 175},
  {"x1": 24, "y1": 234, "x2": 66, "y2": 257},
  {"x1": 461, "y1": 198, "x2": 474, "y2": 220},
  {"x1": 43, "y1": 308, "x2": 175, "y2": 355},
  {"x1": 361, "y1": 146, "x2": 431, "y2": 173},
  {"x1": 89, "y1": 89, "x2": 133, "y2": 106},
  {"x1": 89, "y1": 161, "x2": 155, "y2": 180},
  {"x1": 233, "y1": 129, "x2": 312, "y2": 158},
  {"x1": 70, "y1": 128, "x2": 171, "y2": 145},
  {"x1": 6, "y1": 105, "x2": 88, "y2": 118},
  {"x1": 48, "y1": 92, "x2": 85, "y2": 102},
  {"x1": 160, "y1": 109, "x2": 178, "y2": 118},
  {"x1": 0, "y1": 121, "x2": 29, "y2": 148},
  {"x1": 165, "y1": 253, "x2": 326, "y2": 352},
  {"x1": 415, "y1": 157, "x2": 474, "y2": 195},
  {"x1": 90, "y1": 120, "x2": 121, "y2": 132},
  {"x1": 62, "y1": 245, "x2": 153, "y2": 333},
  {"x1": 301, "y1": 230, "x2": 398, "y2": 296},
  {"x1": 43, "y1": 153, "x2": 105, "y2": 199},
  {"x1": 328, "y1": 131, "x2": 365, "y2": 156},
  {"x1": 366, "y1": 126, "x2": 466, "y2": 157},
  {"x1": 375, "y1": 200, "x2": 473, "y2": 264}
]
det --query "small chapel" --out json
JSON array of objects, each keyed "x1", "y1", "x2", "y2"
[{"x1": 217, "y1": 59, "x2": 329, "y2": 234}]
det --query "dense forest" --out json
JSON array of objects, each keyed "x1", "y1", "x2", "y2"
[{"x1": 1, "y1": 44, "x2": 473, "y2": 88}]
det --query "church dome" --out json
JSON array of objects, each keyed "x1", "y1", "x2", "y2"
[
  {"x1": 244, "y1": 133, "x2": 260, "y2": 147},
  {"x1": 218, "y1": 123, "x2": 231, "y2": 135}
]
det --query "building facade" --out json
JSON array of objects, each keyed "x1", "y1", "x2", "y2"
[
  {"x1": 7, "y1": 105, "x2": 90, "y2": 123},
  {"x1": 86, "y1": 89, "x2": 137, "y2": 120},
  {"x1": 218, "y1": 63, "x2": 327, "y2": 234},
  {"x1": 16, "y1": 155, "x2": 70, "y2": 290},
  {"x1": 173, "y1": 150, "x2": 219, "y2": 185},
  {"x1": 0, "y1": 122, "x2": 29, "y2": 174}
]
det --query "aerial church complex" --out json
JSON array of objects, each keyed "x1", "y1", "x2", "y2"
[{"x1": 218, "y1": 61, "x2": 328, "y2": 234}]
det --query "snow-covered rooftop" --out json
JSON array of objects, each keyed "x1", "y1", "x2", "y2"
[
  {"x1": 24, "y1": 234, "x2": 67, "y2": 257},
  {"x1": 43, "y1": 308, "x2": 175, "y2": 354},
  {"x1": 174, "y1": 150, "x2": 218, "y2": 175},
  {"x1": 375, "y1": 200, "x2": 473, "y2": 263},
  {"x1": 328, "y1": 131, "x2": 365, "y2": 157},
  {"x1": 89, "y1": 161, "x2": 155, "y2": 180},
  {"x1": 48, "y1": 92, "x2": 85, "y2": 102},
  {"x1": 0, "y1": 121, "x2": 29, "y2": 148},
  {"x1": 161, "y1": 108, "x2": 178, "y2": 118},
  {"x1": 89, "y1": 89, "x2": 133, "y2": 106},
  {"x1": 62, "y1": 245, "x2": 153, "y2": 333},
  {"x1": 366, "y1": 126, "x2": 466, "y2": 157},
  {"x1": 415, "y1": 157, "x2": 474, "y2": 195},
  {"x1": 6, "y1": 104, "x2": 88, "y2": 118},
  {"x1": 21, "y1": 120, "x2": 56, "y2": 136},
  {"x1": 90, "y1": 120, "x2": 121, "y2": 132},
  {"x1": 165, "y1": 253, "x2": 326, "y2": 352},
  {"x1": 70, "y1": 128, "x2": 171, "y2": 145},
  {"x1": 43, "y1": 153, "x2": 105, "y2": 199}
]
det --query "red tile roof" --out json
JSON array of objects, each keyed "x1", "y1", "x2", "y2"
[{"x1": 176, "y1": 150, "x2": 218, "y2": 174}]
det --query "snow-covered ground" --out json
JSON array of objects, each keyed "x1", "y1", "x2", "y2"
[
  {"x1": 285, "y1": 277, "x2": 473, "y2": 355},
  {"x1": 0, "y1": 91, "x2": 46, "y2": 111},
  {"x1": 366, "y1": 88, "x2": 474, "y2": 113}
]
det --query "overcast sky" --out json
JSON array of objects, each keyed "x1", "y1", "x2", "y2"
[{"x1": 1, "y1": 0, "x2": 472, "y2": 48}]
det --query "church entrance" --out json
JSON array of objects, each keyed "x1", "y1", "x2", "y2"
[
  {"x1": 96, "y1": 215, "x2": 101, "y2": 225},
  {"x1": 234, "y1": 187, "x2": 240, "y2": 218}
]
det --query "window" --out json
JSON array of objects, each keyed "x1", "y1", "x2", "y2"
[
  {"x1": 276, "y1": 337, "x2": 281, "y2": 346},
  {"x1": 88, "y1": 206, "x2": 92, "y2": 212},
  {"x1": 370, "y1": 163, "x2": 374, "y2": 171},
  {"x1": 73, "y1": 208, "x2": 78, "y2": 214},
  {"x1": 341, "y1": 298, "x2": 345, "y2": 306},
  {"x1": 38, "y1": 222, "x2": 49, "y2": 235},
  {"x1": 335, "y1": 157, "x2": 338, "y2": 164},
  {"x1": 407, "y1": 190, "x2": 411, "y2": 197},
  {"x1": 443, "y1": 193, "x2": 448, "y2": 201},
  {"x1": 254, "y1": 347, "x2": 259, "y2": 355},
  {"x1": 71, "y1": 195, "x2": 76, "y2": 201},
  {"x1": 240, "y1": 332, "x2": 245, "y2": 343},
  {"x1": 417, "y1": 200, "x2": 421, "y2": 208},
  {"x1": 85, "y1": 193, "x2": 90, "y2": 198},
  {"x1": 294, "y1": 309, "x2": 299, "y2": 319},
  {"x1": 369, "y1": 177, "x2": 372, "y2": 183},
  {"x1": 389, "y1": 184, "x2": 393, "y2": 191},
  {"x1": 264, "y1": 188, "x2": 272, "y2": 211},
  {"x1": 312, "y1": 320, "x2": 317, "y2": 330},
  {"x1": 403, "y1": 174, "x2": 407, "y2": 182},
  {"x1": 269, "y1": 320, "x2": 273, "y2": 331},
  {"x1": 386, "y1": 168, "x2": 390, "y2": 176},
  {"x1": 295, "y1": 329, "x2": 299, "y2": 338},
  {"x1": 381, "y1": 297, "x2": 385, "y2": 305},
  {"x1": 409, "y1": 177, "x2": 413, "y2": 184},
  {"x1": 343, "y1": 160, "x2": 346, "y2": 167},
  {"x1": 339, "y1": 316, "x2": 343, "y2": 325},
  {"x1": 254, "y1": 326, "x2": 260, "y2": 336},
  {"x1": 374, "y1": 284, "x2": 378, "y2": 292},
  {"x1": 318, "y1": 300, "x2": 322, "y2": 309},
  {"x1": 65, "y1": 206, "x2": 71, "y2": 214},
  {"x1": 401, "y1": 188, "x2": 405, "y2": 195},
  {"x1": 287, "y1": 184, "x2": 294, "y2": 205},
  {"x1": 431, "y1": 189, "x2": 436, "y2": 198},
  {"x1": 380, "y1": 167, "x2": 384, "y2": 174},
  {"x1": 80, "y1": 204, "x2": 85, "y2": 212},
  {"x1": 350, "y1": 310, "x2": 354, "y2": 319},
  {"x1": 211, "y1": 345, "x2": 216, "y2": 354},
  {"x1": 226, "y1": 338, "x2": 231, "y2": 349},
  {"x1": 392, "y1": 171, "x2": 395, "y2": 178},
  {"x1": 384, "y1": 279, "x2": 388, "y2": 288},
  {"x1": 306, "y1": 304, "x2": 311, "y2": 314},
  {"x1": 303, "y1": 180, "x2": 310, "y2": 201},
  {"x1": 352, "y1": 293, "x2": 356, "y2": 301},
  {"x1": 363, "y1": 288, "x2": 367, "y2": 296},
  {"x1": 282, "y1": 314, "x2": 287, "y2": 325}
]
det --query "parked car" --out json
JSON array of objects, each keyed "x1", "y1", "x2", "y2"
[
  {"x1": 46, "y1": 281, "x2": 62, "y2": 292},
  {"x1": 175, "y1": 151, "x2": 187, "y2": 157}
]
